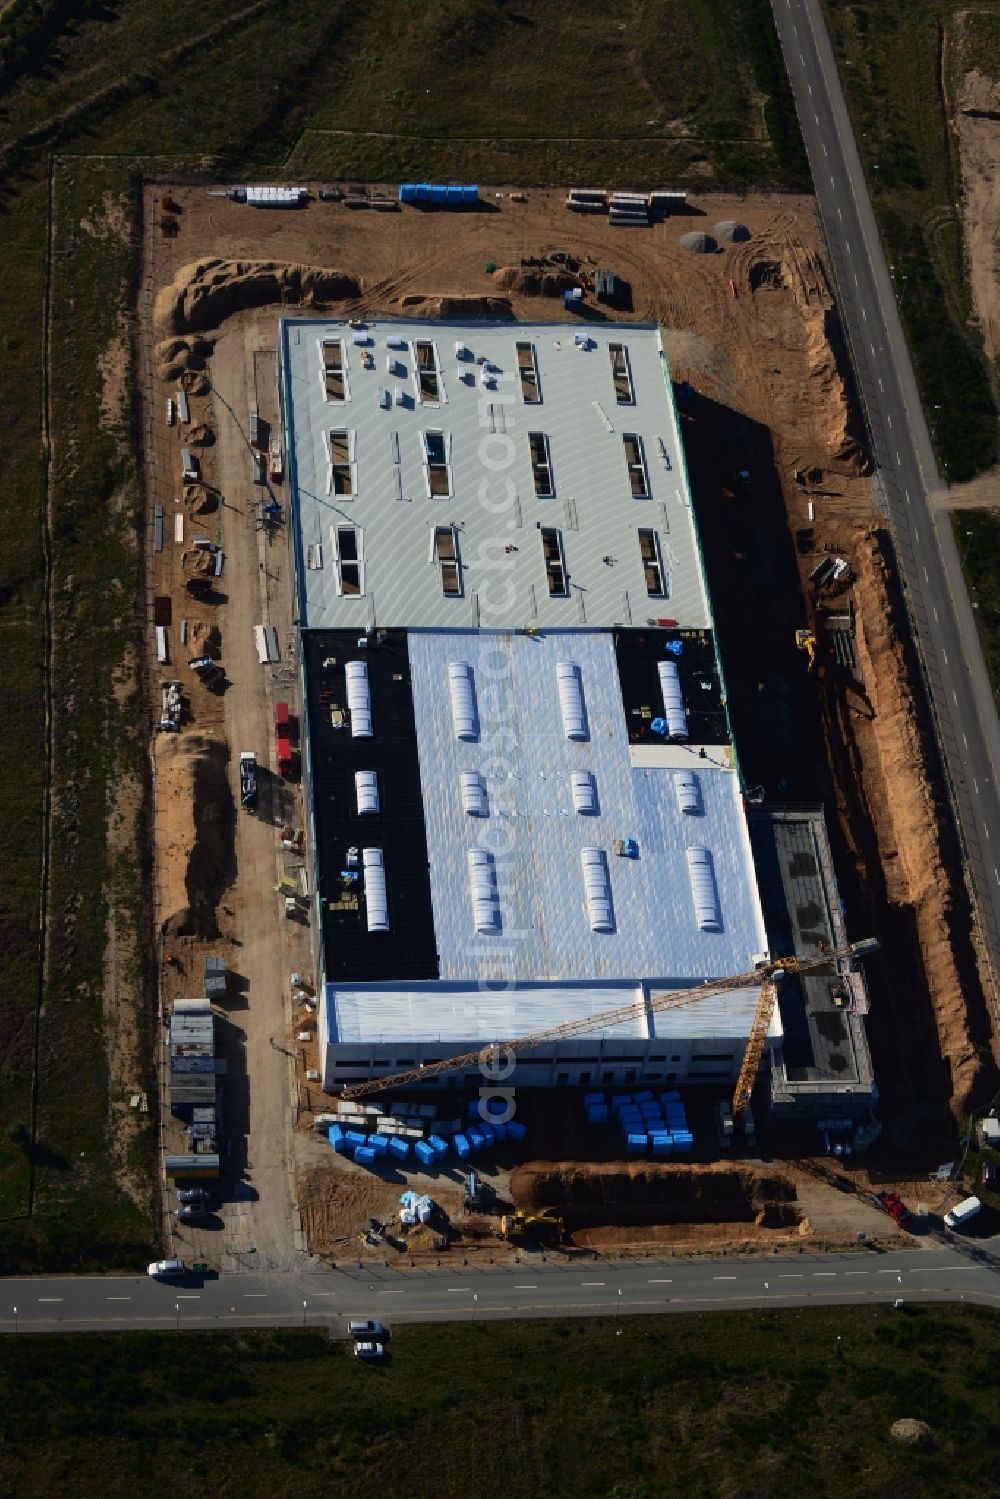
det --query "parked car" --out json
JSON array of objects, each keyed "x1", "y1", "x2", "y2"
[
  {"x1": 348, "y1": 1319, "x2": 389, "y2": 1340},
  {"x1": 177, "y1": 1202, "x2": 209, "y2": 1222},
  {"x1": 944, "y1": 1196, "x2": 982, "y2": 1230},
  {"x1": 177, "y1": 1188, "x2": 212, "y2": 1205},
  {"x1": 353, "y1": 1341, "x2": 386, "y2": 1361},
  {"x1": 147, "y1": 1259, "x2": 184, "y2": 1278}
]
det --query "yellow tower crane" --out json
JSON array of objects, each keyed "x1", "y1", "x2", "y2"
[{"x1": 335, "y1": 938, "x2": 878, "y2": 1127}]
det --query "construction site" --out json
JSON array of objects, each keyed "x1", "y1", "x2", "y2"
[{"x1": 140, "y1": 181, "x2": 998, "y2": 1273}]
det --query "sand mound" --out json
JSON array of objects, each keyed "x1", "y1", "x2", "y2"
[
  {"x1": 179, "y1": 370, "x2": 211, "y2": 396},
  {"x1": 181, "y1": 547, "x2": 216, "y2": 580},
  {"x1": 714, "y1": 219, "x2": 751, "y2": 243},
  {"x1": 803, "y1": 307, "x2": 868, "y2": 469},
  {"x1": 181, "y1": 483, "x2": 218, "y2": 515},
  {"x1": 186, "y1": 423, "x2": 214, "y2": 447},
  {"x1": 679, "y1": 231, "x2": 717, "y2": 253},
  {"x1": 154, "y1": 334, "x2": 213, "y2": 379},
  {"x1": 495, "y1": 265, "x2": 577, "y2": 297},
  {"x1": 853, "y1": 534, "x2": 994, "y2": 1112},
  {"x1": 189, "y1": 622, "x2": 220, "y2": 656},
  {"x1": 510, "y1": 1160, "x2": 799, "y2": 1229},
  {"x1": 155, "y1": 258, "x2": 361, "y2": 333},
  {"x1": 154, "y1": 734, "x2": 235, "y2": 938},
  {"x1": 396, "y1": 294, "x2": 513, "y2": 319}
]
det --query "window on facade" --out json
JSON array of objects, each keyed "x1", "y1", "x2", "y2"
[
  {"x1": 335, "y1": 525, "x2": 363, "y2": 595},
  {"x1": 329, "y1": 430, "x2": 353, "y2": 495},
  {"x1": 623, "y1": 433, "x2": 649, "y2": 497},
  {"x1": 540, "y1": 526, "x2": 568, "y2": 596},
  {"x1": 423, "y1": 430, "x2": 451, "y2": 496},
  {"x1": 638, "y1": 528, "x2": 665, "y2": 595},
  {"x1": 415, "y1": 341, "x2": 439, "y2": 403},
  {"x1": 529, "y1": 431, "x2": 553, "y2": 496},
  {"x1": 516, "y1": 341, "x2": 541, "y2": 403},
  {"x1": 609, "y1": 342, "x2": 634, "y2": 404},
  {"x1": 432, "y1": 525, "x2": 462, "y2": 596}
]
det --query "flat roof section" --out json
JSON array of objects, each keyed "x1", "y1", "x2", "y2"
[
  {"x1": 748, "y1": 807, "x2": 872, "y2": 1089},
  {"x1": 407, "y1": 628, "x2": 767, "y2": 984},
  {"x1": 613, "y1": 626, "x2": 731, "y2": 754},
  {"x1": 303, "y1": 630, "x2": 438, "y2": 982},
  {"x1": 281, "y1": 319, "x2": 710, "y2": 633},
  {"x1": 325, "y1": 978, "x2": 775, "y2": 1047}
]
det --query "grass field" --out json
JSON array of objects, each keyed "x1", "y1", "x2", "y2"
[
  {"x1": 823, "y1": 2, "x2": 999, "y2": 483},
  {"x1": 2, "y1": 1308, "x2": 1000, "y2": 1497},
  {"x1": 0, "y1": 0, "x2": 806, "y2": 1266},
  {"x1": 953, "y1": 509, "x2": 1000, "y2": 703}
]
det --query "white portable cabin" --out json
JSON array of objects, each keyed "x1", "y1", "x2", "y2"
[
  {"x1": 570, "y1": 770, "x2": 598, "y2": 814},
  {"x1": 658, "y1": 660, "x2": 688, "y2": 740},
  {"x1": 467, "y1": 847, "x2": 500, "y2": 934},
  {"x1": 345, "y1": 660, "x2": 373, "y2": 738},
  {"x1": 460, "y1": 770, "x2": 488, "y2": 817},
  {"x1": 674, "y1": 770, "x2": 702, "y2": 815},
  {"x1": 448, "y1": 661, "x2": 479, "y2": 740},
  {"x1": 180, "y1": 447, "x2": 198, "y2": 482},
  {"x1": 362, "y1": 848, "x2": 389, "y2": 933},
  {"x1": 686, "y1": 846, "x2": 721, "y2": 931},
  {"x1": 580, "y1": 847, "x2": 614, "y2": 932},
  {"x1": 176, "y1": 388, "x2": 190, "y2": 425},
  {"x1": 244, "y1": 185, "x2": 307, "y2": 207},
  {"x1": 355, "y1": 770, "x2": 380, "y2": 815},
  {"x1": 556, "y1": 661, "x2": 588, "y2": 740}
]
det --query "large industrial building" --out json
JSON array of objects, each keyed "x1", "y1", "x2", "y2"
[{"x1": 278, "y1": 317, "x2": 874, "y2": 1114}]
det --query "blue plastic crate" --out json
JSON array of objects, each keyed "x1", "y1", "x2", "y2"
[
  {"x1": 414, "y1": 1140, "x2": 436, "y2": 1166},
  {"x1": 427, "y1": 1134, "x2": 449, "y2": 1157},
  {"x1": 453, "y1": 1134, "x2": 471, "y2": 1159},
  {"x1": 368, "y1": 1133, "x2": 389, "y2": 1156},
  {"x1": 626, "y1": 1133, "x2": 649, "y2": 1154},
  {"x1": 387, "y1": 1136, "x2": 411, "y2": 1161},
  {"x1": 354, "y1": 1146, "x2": 376, "y2": 1167}
]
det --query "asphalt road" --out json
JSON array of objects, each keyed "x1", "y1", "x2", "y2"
[
  {"x1": 772, "y1": 0, "x2": 1000, "y2": 978},
  {"x1": 3, "y1": 1243, "x2": 999, "y2": 1333}
]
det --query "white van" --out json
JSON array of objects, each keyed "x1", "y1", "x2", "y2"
[{"x1": 944, "y1": 1196, "x2": 982, "y2": 1229}]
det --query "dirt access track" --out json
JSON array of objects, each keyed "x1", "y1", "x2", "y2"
[{"x1": 141, "y1": 181, "x2": 997, "y2": 1263}]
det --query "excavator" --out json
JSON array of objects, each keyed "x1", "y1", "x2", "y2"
[
  {"x1": 336, "y1": 938, "x2": 878, "y2": 1132},
  {"x1": 795, "y1": 628, "x2": 817, "y2": 671},
  {"x1": 500, "y1": 1211, "x2": 566, "y2": 1245}
]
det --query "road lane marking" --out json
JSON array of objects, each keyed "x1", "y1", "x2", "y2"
[
  {"x1": 106, "y1": 1297, "x2": 131, "y2": 1301},
  {"x1": 310, "y1": 1292, "x2": 338, "y2": 1297},
  {"x1": 813, "y1": 1272, "x2": 837, "y2": 1277},
  {"x1": 844, "y1": 1271, "x2": 868, "y2": 1277},
  {"x1": 878, "y1": 377, "x2": 884, "y2": 391},
  {"x1": 919, "y1": 1266, "x2": 976, "y2": 1272},
  {"x1": 647, "y1": 1279, "x2": 672, "y2": 1284},
  {"x1": 378, "y1": 1290, "x2": 405, "y2": 1295},
  {"x1": 942, "y1": 649, "x2": 948, "y2": 665},
  {"x1": 177, "y1": 1294, "x2": 200, "y2": 1299},
  {"x1": 447, "y1": 1288, "x2": 471, "y2": 1293},
  {"x1": 714, "y1": 1276, "x2": 737, "y2": 1281},
  {"x1": 582, "y1": 1281, "x2": 606, "y2": 1286},
  {"x1": 779, "y1": 1273, "x2": 803, "y2": 1278},
  {"x1": 974, "y1": 779, "x2": 980, "y2": 795},
  {"x1": 877, "y1": 1269, "x2": 902, "y2": 1275},
  {"x1": 243, "y1": 1293, "x2": 268, "y2": 1298},
  {"x1": 515, "y1": 1285, "x2": 538, "y2": 1290},
  {"x1": 38, "y1": 1297, "x2": 63, "y2": 1303}
]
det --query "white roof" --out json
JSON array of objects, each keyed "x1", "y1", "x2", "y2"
[
  {"x1": 407, "y1": 630, "x2": 767, "y2": 983},
  {"x1": 282, "y1": 319, "x2": 709, "y2": 631},
  {"x1": 326, "y1": 979, "x2": 779, "y2": 1046}
]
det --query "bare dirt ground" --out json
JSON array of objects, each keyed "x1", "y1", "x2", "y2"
[
  {"x1": 140, "y1": 181, "x2": 995, "y2": 1264},
  {"x1": 954, "y1": 62, "x2": 1000, "y2": 365}
]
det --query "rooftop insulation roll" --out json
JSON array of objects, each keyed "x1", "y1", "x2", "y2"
[
  {"x1": 345, "y1": 660, "x2": 373, "y2": 738},
  {"x1": 448, "y1": 661, "x2": 479, "y2": 740},
  {"x1": 571, "y1": 770, "x2": 598, "y2": 814},
  {"x1": 686, "y1": 846, "x2": 721, "y2": 931},
  {"x1": 657, "y1": 660, "x2": 688, "y2": 741},
  {"x1": 674, "y1": 770, "x2": 701, "y2": 815},
  {"x1": 355, "y1": 770, "x2": 380, "y2": 815},
  {"x1": 581, "y1": 846, "x2": 614, "y2": 932},
  {"x1": 460, "y1": 770, "x2": 488, "y2": 817},
  {"x1": 467, "y1": 847, "x2": 500, "y2": 934},
  {"x1": 362, "y1": 848, "x2": 389, "y2": 933},
  {"x1": 556, "y1": 661, "x2": 588, "y2": 740}
]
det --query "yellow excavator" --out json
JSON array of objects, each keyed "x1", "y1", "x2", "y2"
[
  {"x1": 500, "y1": 1211, "x2": 566, "y2": 1244},
  {"x1": 795, "y1": 628, "x2": 816, "y2": 671}
]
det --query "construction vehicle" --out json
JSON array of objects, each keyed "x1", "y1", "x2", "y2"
[
  {"x1": 876, "y1": 1191, "x2": 911, "y2": 1227},
  {"x1": 795, "y1": 629, "x2": 816, "y2": 671},
  {"x1": 500, "y1": 1211, "x2": 565, "y2": 1244},
  {"x1": 239, "y1": 751, "x2": 257, "y2": 808},
  {"x1": 335, "y1": 938, "x2": 879, "y2": 1130}
]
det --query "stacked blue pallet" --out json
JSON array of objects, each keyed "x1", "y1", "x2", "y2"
[
  {"x1": 354, "y1": 1146, "x2": 376, "y2": 1167},
  {"x1": 583, "y1": 1090, "x2": 609, "y2": 1125},
  {"x1": 427, "y1": 1133, "x2": 449, "y2": 1159},
  {"x1": 328, "y1": 1124, "x2": 347, "y2": 1153},
  {"x1": 454, "y1": 1134, "x2": 471, "y2": 1159},
  {"x1": 661, "y1": 1092, "x2": 693, "y2": 1153},
  {"x1": 344, "y1": 1129, "x2": 367, "y2": 1152},
  {"x1": 627, "y1": 1133, "x2": 648, "y2": 1154},
  {"x1": 414, "y1": 1139, "x2": 436, "y2": 1167},
  {"x1": 387, "y1": 1136, "x2": 410, "y2": 1162},
  {"x1": 369, "y1": 1133, "x2": 389, "y2": 1157}
]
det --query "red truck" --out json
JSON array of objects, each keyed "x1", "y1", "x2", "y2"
[{"x1": 275, "y1": 701, "x2": 293, "y2": 776}]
